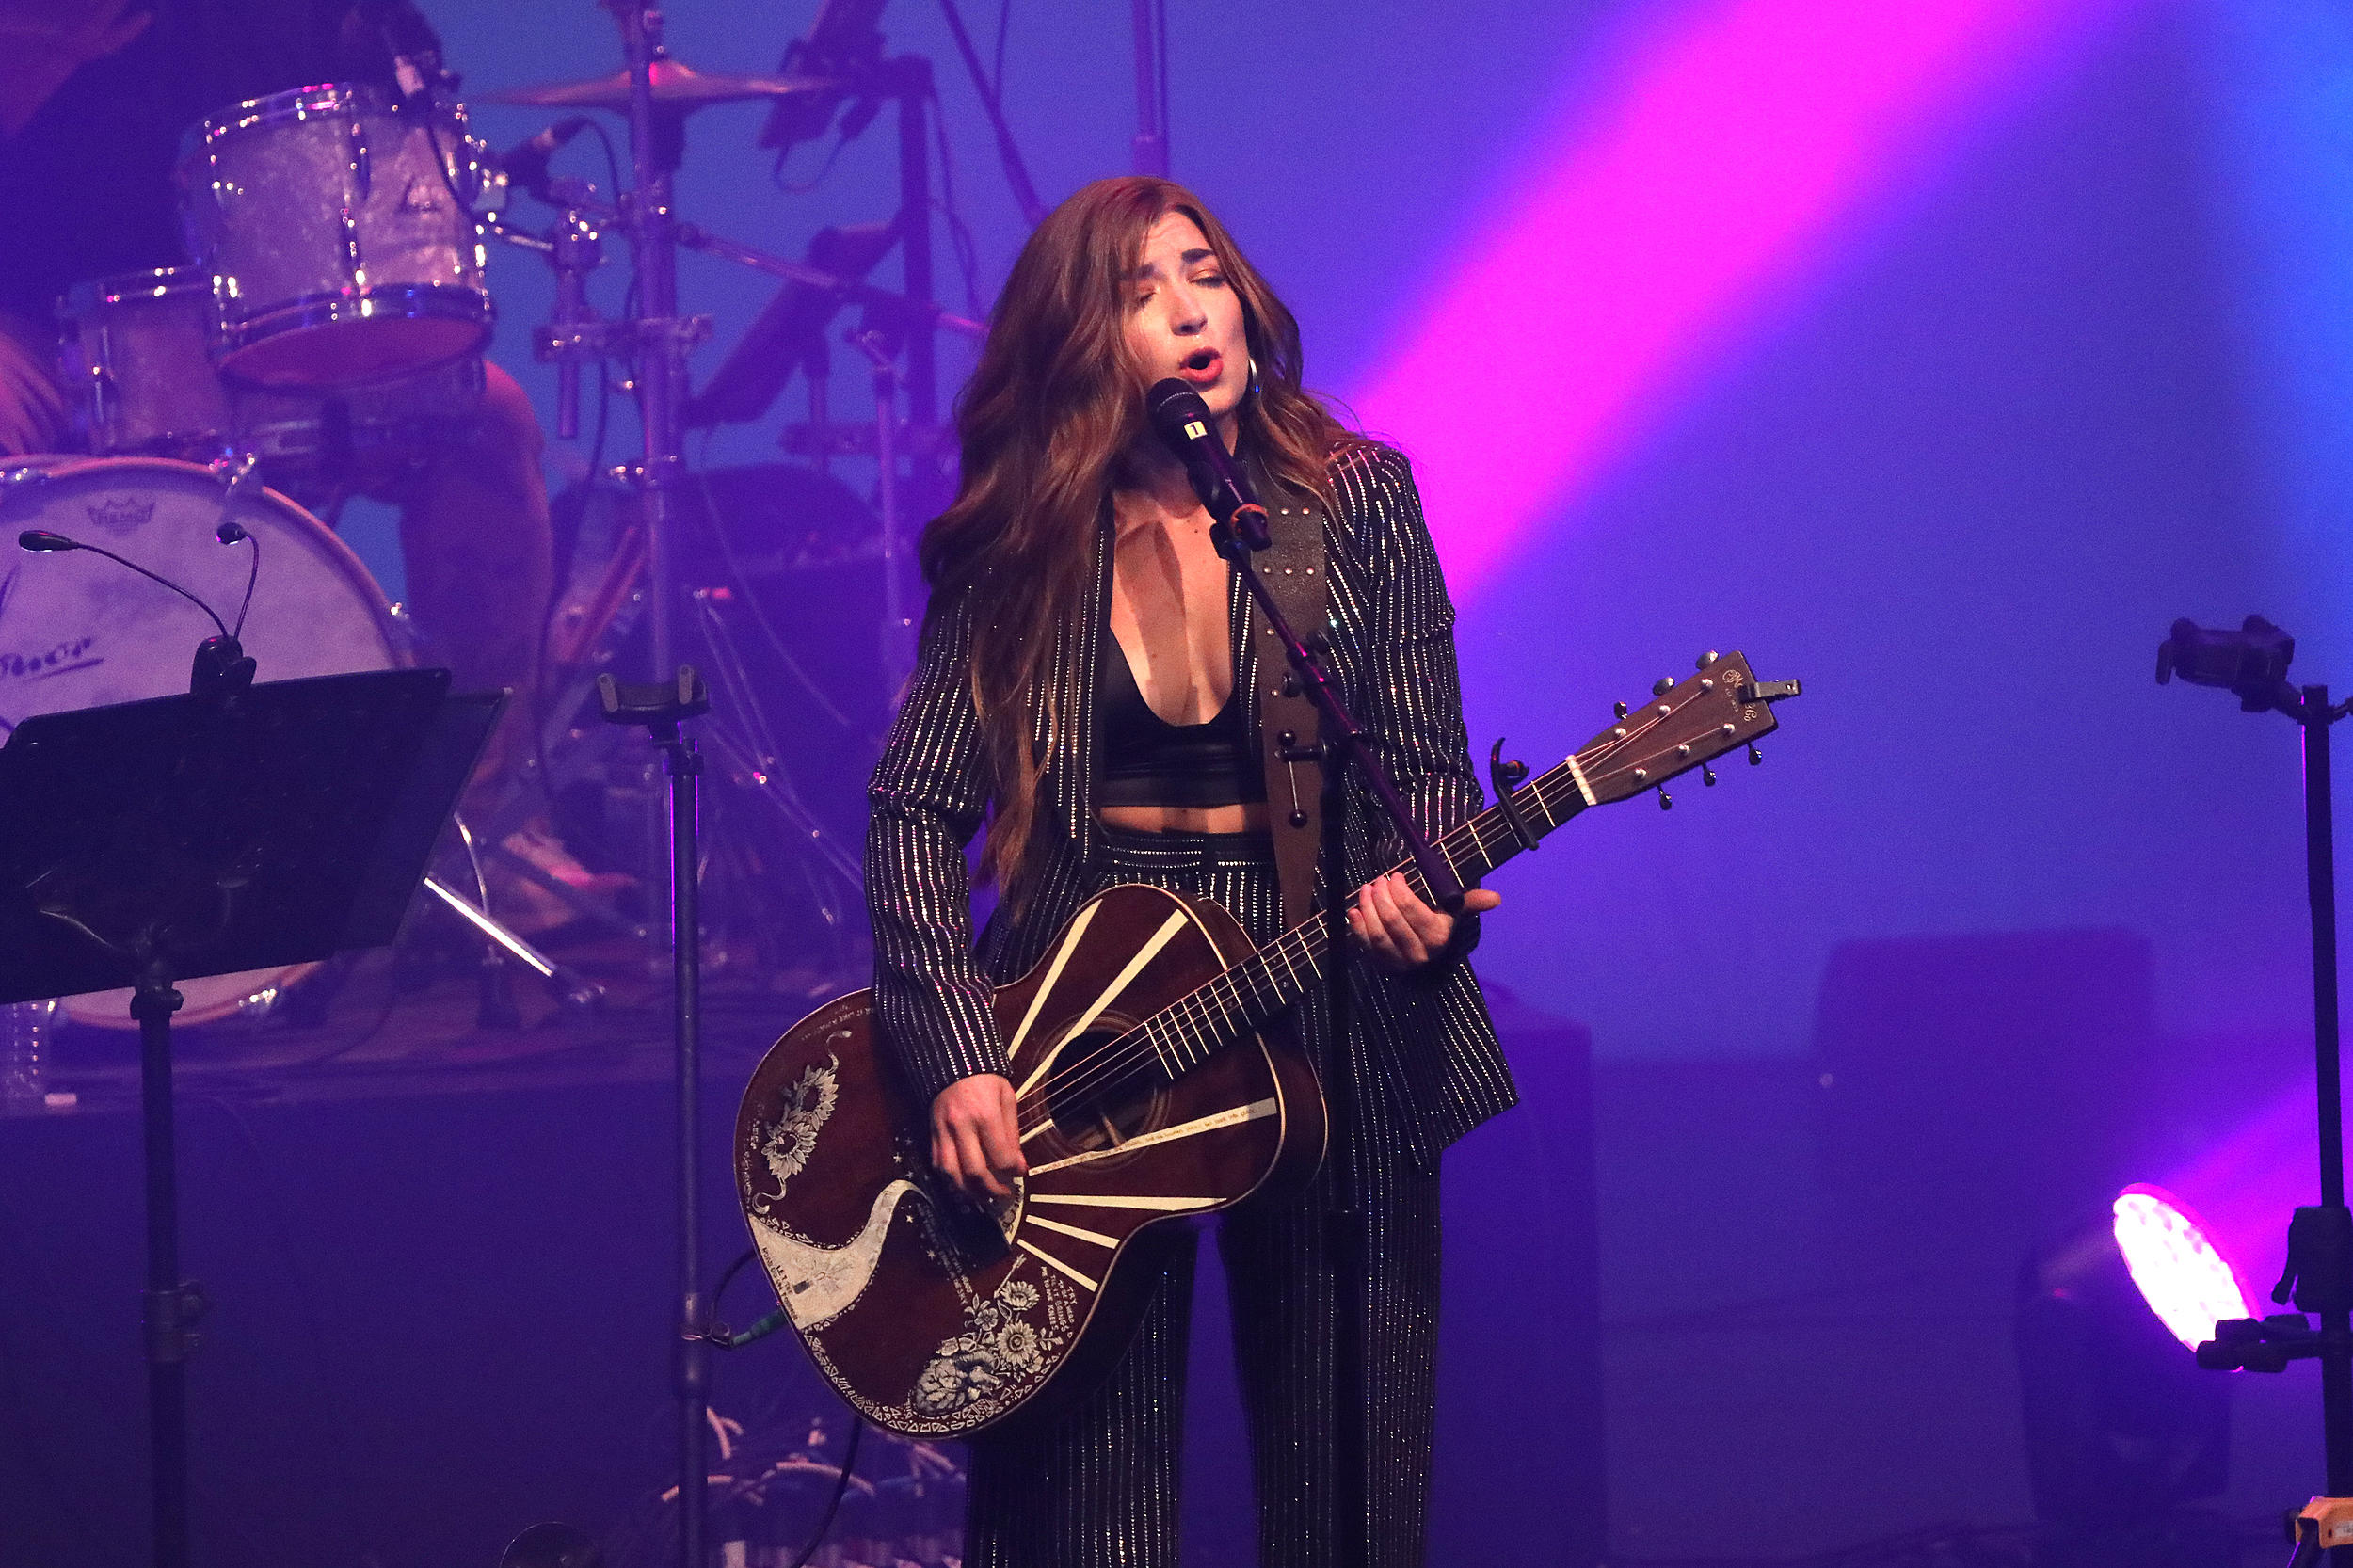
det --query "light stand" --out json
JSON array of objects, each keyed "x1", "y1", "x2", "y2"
[
  {"x1": 849, "y1": 328, "x2": 915, "y2": 696},
  {"x1": 2165, "y1": 617, "x2": 2353, "y2": 1563}
]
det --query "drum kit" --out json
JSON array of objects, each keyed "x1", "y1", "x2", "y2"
[
  {"x1": 3, "y1": 5, "x2": 1005, "y2": 1563},
  {"x1": 1, "y1": 0, "x2": 991, "y2": 1036}
]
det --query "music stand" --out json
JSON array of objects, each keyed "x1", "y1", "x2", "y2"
[{"x1": 0, "y1": 669, "x2": 501, "y2": 1568}]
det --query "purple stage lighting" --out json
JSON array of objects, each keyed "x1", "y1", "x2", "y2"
[
  {"x1": 1348, "y1": 0, "x2": 2140, "y2": 599},
  {"x1": 2111, "y1": 1184, "x2": 2251, "y2": 1352}
]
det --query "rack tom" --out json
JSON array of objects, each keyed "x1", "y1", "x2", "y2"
[
  {"x1": 56, "y1": 268, "x2": 233, "y2": 460},
  {"x1": 179, "y1": 84, "x2": 493, "y2": 391}
]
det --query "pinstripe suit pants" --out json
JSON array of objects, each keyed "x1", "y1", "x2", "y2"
[{"x1": 966, "y1": 827, "x2": 1444, "y2": 1568}]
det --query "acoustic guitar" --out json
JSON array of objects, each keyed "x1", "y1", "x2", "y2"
[{"x1": 734, "y1": 651, "x2": 1800, "y2": 1437}]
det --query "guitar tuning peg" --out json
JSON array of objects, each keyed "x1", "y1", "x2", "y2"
[
  {"x1": 1613, "y1": 700, "x2": 1629, "y2": 720},
  {"x1": 1747, "y1": 744, "x2": 1763, "y2": 766},
  {"x1": 1657, "y1": 787, "x2": 1673, "y2": 810},
  {"x1": 1696, "y1": 650, "x2": 1720, "y2": 670},
  {"x1": 1651, "y1": 677, "x2": 1675, "y2": 696},
  {"x1": 1702, "y1": 764, "x2": 1718, "y2": 787}
]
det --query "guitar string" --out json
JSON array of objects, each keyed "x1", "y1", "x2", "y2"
[
  {"x1": 1012, "y1": 733, "x2": 1623, "y2": 1121},
  {"x1": 1010, "y1": 684, "x2": 1728, "y2": 1123},
  {"x1": 1013, "y1": 760, "x2": 1577, "y2": 1124},
  {"x1": 1012, "y1": 755, "x2": 1601, "y2": 1125}
]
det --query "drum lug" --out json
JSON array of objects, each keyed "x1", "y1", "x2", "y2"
[
  {"x1": 0, "y1": 464, "x2": 50, "y2": 500},
  {"x1": 346, "y1": 114, "x2": 372, "y2": 204}
]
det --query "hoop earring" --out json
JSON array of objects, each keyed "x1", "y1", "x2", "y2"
[{"x1": 1247, "y1": 355, "x2": 1262, "y2": 401}]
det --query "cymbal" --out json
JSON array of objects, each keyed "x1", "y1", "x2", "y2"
[{"x1": 481, "y1": 56, "x2": 840, "y2": 113}]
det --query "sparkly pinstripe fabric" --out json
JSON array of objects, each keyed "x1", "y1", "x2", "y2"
[
  {"x1": 966, "y1": 828, "x2": 1443, "y2": 1568},
  {"x1": 866, "y1": 443, "x2": 1519, "y2": 1169},
  {"x1": 866, "y1": 444, "x2": 1512, "y2": 1565}
]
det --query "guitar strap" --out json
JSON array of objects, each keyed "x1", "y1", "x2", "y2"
[{"x1": 1249, "y1": 484, "x2": 1331, "y2": 929}]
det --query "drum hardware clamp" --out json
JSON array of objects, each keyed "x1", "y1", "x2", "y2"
[
  {"x1": 536, "y1": 315, "x2": 713, "y2": 361},
  {"x1": 206, "y1": 450, "x2": 262, "y2": 504}
]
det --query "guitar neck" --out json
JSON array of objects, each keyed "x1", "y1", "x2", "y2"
[
  {"x1": 1071, "y1": 651, "x2": 1791, "y2": 1101},
  {"x1": 1132, "y1": 750, "x2": 1598, "y2": 1083}
]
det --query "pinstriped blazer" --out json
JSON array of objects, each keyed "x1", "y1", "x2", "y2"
[{"x1": 864, "y1": 442, "x2": 1518, "y2": 1171}]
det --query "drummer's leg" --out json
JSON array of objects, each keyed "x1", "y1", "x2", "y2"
[
  {"x1": 0, "y1": 310, "x2": 68, "y2": 456},
  {"x1": 394, "y1": 361, "x2": 554, "y2": 803}
]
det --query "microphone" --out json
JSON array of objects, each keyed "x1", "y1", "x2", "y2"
[
  {"x1": 1146, "y1": 378, "x2": 1269, "y2": 551},
  {"x1": 357, "y1": 0, "x2": 453, "y2": 110},
  {"x1": 760, "y1": 0, "x2": 888, "y2": 154},
  {"x1": 495, "y1": 117, "x2": 591, "y2": 203},
  {"x1": 17, "y1": 528, "x2": 255, "y2": 696}
]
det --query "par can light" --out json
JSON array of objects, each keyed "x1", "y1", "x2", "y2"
[{"x1": 2111, "y1": 1184, "x2": 2253, "y2": 1352}]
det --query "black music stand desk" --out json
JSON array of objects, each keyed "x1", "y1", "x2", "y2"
[{"x1": 0, "y1": 669, "x2": 501, "y2": 1568}]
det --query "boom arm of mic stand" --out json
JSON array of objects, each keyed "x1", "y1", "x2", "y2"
[{"x1": 1212, "y1": 521, "x2": 1467, "y2": 913}]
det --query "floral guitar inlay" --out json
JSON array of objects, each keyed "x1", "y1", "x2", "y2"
[
  {"x1": 743, "y1": 1054, "x2": 915, "y2": 1331},
  {"x1": 908, "y1": 1271, "x2": 1075, "y2": 1418}
]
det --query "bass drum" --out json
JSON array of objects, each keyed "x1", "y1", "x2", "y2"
[{"x1": 0, "y1": 456, "x2": 404, "y2": 1027}]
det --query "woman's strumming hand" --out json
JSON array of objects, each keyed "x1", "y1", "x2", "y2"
[
  {"x1": 931, "y1": 1073, "x2": 1028, "y2": 1201},
  {"x1": 1348, "y1": 872, "x2": 1501, "y2": 974}
]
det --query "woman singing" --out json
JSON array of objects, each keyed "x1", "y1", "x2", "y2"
[{"x1": 869, "y1": 175, "x2": 1516, "y2": 1568}]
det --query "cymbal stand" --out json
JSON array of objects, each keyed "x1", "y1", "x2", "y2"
[{"x1": 608, "y1": 6, "x2": 715, "y2": 1563}]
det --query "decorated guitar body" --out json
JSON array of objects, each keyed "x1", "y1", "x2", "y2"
[
  {"x1": 734, "y1": 882, "x2": 1325, "y2": 1438},
  {"x1": 737, "y1": 650, "x2": 1800, "y2": 1439}
]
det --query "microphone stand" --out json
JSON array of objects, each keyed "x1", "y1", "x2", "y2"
[
  {"x1": 1205, "y1": 511, "x2": 1465, "y2": 916},
  {"x1": 1201, "y1": 484, "x2": 1467, "y2": 1568}
]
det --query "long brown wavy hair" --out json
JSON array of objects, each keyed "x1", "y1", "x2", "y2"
[{"x1": 922, "y1": 175, "x2": 1358, "y2": 899}]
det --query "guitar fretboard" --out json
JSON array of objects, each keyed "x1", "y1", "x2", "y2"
[
  {"x1": 1122, "y1": 752, "x2": 1592, "y2": 1086},
  {"x1": 1028, "y1": 670, "x2": 1753, "y2": 1113}
]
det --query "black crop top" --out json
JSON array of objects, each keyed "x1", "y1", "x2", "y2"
[{"x1": 1097, "y1": 634, "x2": 1267, "y2": 808}]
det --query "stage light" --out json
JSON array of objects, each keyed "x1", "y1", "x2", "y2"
[
  {"x1": 2110, "y1": 1184, "x2": 2252, "y2": 1352},
  {"x1": 2016, "y1": 1192, "x2": 2235, "y2": 1561},
  {"x1": 1348, "y1": 0, "x2": 2140, "y2": 598}
]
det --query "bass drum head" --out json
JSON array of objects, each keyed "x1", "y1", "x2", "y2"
[{"x1": 0, "y1": 456, "x2": 404, "y2": 1027}]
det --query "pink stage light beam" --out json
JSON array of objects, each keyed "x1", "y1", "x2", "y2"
[{"x1": 1351, "y1": 0, "x2": 2137, "y2": 595}]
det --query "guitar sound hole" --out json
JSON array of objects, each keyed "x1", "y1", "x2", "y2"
[{"x1": 1044, "y1": 1031, "x2": 1162, "y2": 1154}]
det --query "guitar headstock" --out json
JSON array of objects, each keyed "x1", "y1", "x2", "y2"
[{"x1": 1574, "y1": 651, "x2": 1799, "y2": 806}]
